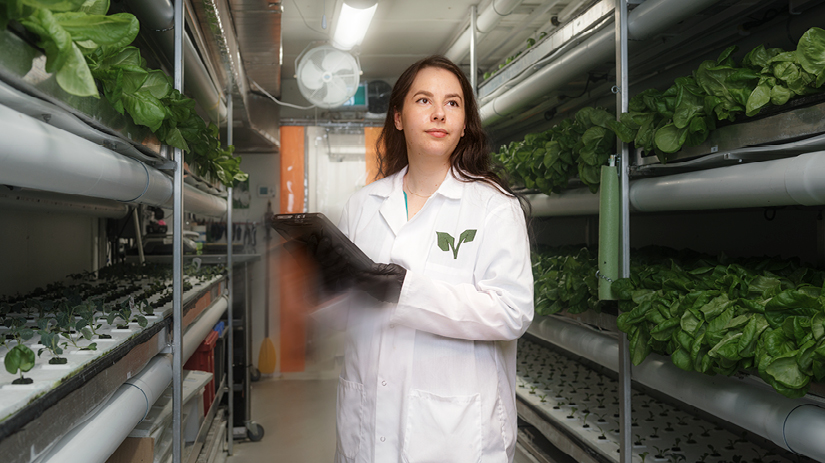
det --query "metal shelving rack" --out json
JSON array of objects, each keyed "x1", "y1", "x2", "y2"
[
  {"x1": 468, "y1": 1, "x2": 825, "y2": 463},
  {"x1": 0, "y1": 1, "x2": 237, "y2": 462}
]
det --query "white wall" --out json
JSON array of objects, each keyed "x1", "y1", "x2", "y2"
[
  {"x1": 0, "y1": 209, "x2": 99, "y2": 296},
  {"x1": 233, "y1": 152, "x2": 281, "y2": 372}
]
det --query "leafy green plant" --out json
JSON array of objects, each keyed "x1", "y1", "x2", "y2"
[
  {"x1": 5, "y1": 344, "x2": 35, "y2": 384},
  {"x1": 36, "y1": 318, "x2": 66, "y2": 364},
  {"x1": 4, "y1": 316, "x2": 34, "y2": 345},
  {"x1": 613, "y1": 246, "x2": 825, "y2": 398},
  {"x1": 1, "y1": 0, "x2": 247, "y2": 186},
  {"x1": 498, "y1": 28, "x2": 825, "y2": 188}
]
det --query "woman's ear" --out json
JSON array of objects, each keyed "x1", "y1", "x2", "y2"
[
  {"x1": 461, "y1": 125, "x2": 465, "y2": 137},
  {"x1": 393, "y1": 110, "x2": 403, "y2": 130}
]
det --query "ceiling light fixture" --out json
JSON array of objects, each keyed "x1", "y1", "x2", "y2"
[{"x1": 331, "y1": 0, "x2": 378, "y2": 51}]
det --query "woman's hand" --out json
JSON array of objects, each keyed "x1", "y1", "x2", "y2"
[{"x1": 285, "y1": 234, "x2": 406, "y2": 302}]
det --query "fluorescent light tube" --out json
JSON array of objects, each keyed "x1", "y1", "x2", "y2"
[{"x1": 332, "y1": 2, "x2": 377, "y2": 51}]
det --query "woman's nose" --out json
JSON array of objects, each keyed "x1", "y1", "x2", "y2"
[{"x1": 432, "y1": 109, "x2": 445, "y2": 121}]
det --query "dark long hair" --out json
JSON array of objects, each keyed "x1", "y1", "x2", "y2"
[{"x1": 375, "y1": 55, "x2": 517, "y2": 197}]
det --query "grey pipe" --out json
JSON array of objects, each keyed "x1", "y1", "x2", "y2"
[
  {"x1": 480, "y1": 0, "x2": 723, "y2": 125},
  {"x1": 528, "y1": 316, "x2": 825, "y2": 461}
]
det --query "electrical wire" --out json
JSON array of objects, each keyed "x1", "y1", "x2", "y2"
[
  {"x1": 291, "y1": 0, "x2": 327, "y2": 34},
  {"x1": 251, "y1": 81, "x2": 316, "y2": 110}
]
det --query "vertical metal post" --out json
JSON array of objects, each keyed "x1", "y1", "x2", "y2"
[
  {"x1": 615, "y1": 1, "x2": 632, "y2": 463},
  {"x1": 469, "y1": 5, "x2": 478, "y2": 95},
  {"x1": 172, "y1": 0, "x2": 184, "y2": 462},
  {"x1": 244, "y1": 262, "x2": 252, "y2": 424},
  {"x1": 226, "y1": 93, "x2": 235, "y2": 455}
]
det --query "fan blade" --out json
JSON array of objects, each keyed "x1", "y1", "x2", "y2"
[
  {"x1": 300, "y1": 60, "x2": 325, "y2": 91},
  {"x1": 324, "y1": 78, "x2": 350, "y2": 106},
  {"x1": 322, "y1": 50, "x2": 352, "y2": 75}
]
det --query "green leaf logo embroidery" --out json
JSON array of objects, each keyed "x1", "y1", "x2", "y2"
[{"x1": 436, "y1": 229, "x2": 477, "y2": 259}]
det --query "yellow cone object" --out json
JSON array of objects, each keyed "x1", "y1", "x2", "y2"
[{"x1": 258, "y1": 338, "x2": 277, "y2": 374}]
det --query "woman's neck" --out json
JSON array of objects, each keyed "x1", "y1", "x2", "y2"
[{"x1": 405, "y1": 158, "x2": 450, "y2": 197}]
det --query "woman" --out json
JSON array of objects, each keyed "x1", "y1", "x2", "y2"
[{"x1": 318, "y1": 55, "x2": 533, "y2": 463}]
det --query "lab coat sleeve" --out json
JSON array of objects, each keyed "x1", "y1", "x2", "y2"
[{"x1": 391, "y1": 198, "x2": 534, "y2": 341}]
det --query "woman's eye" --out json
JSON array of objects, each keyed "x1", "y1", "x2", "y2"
[
  {"x1": 447, "y1": 100, "x2": 460, "y2": 107},
  {"x1": 417, "y1": 97, "x2": 429, "y2": 104}
]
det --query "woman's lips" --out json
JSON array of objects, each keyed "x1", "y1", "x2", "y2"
[{"x1": 426, "y1": 129, "x2": 448, "y2": 138}]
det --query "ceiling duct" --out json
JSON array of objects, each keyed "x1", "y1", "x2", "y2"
[{"x1": 191, "y1": 0, "x2": 282, "y2": 151}]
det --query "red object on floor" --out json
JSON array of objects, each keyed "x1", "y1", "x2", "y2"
[{"x1": 184, "y1": 330, "x2": 220, "y2": 412}]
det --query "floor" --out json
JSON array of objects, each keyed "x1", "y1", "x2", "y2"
[
  {"x1": 227, "y1": 378, "x2": 338, "y2": 463},
  {"x1": 225, "y1": 376, "x2": 546, "y2": 463}
]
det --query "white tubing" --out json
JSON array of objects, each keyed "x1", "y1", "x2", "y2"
[
  {"x1": 183, "y1": 296, "x2": 229, "y2": 361},
  {"x1": 38, "y1": 296, "x2": 228, "y2": 463},
  {"x1": 445, "y1": 0, "x2": 525, "y2": 63},
  {"x1": 0, "y1": 103, "x2": 227, "y2": 217},
  {"x1": 0, "y1": 103, "x2": 171, "y2": 205},
  {"x1": 480, "y1": 0, "x2": 723, "y2": 125},
  {"x1": 630, "y1": 151, "x2": 825, "y2": 211},
  {"x1": 528, "y1": 316, "x2": 825, "y2": 461},
  {"x1": 0, "y1": 188, "x2": 131, "y2": 218},
  {"x1": 38, "y1": 356, "x2": 173, "y2": 463},
  {"x1": 526, "y1": 189, "x2": 600, "y2": 216},
  {"x1": 178, "y1": 184, "x2": 228, "y2": 217}
]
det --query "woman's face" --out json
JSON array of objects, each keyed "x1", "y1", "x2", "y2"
[{"x1": 394, "y1": 66, "x2": 465, "y2": 164}]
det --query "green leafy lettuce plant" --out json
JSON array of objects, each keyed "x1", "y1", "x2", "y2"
[{"x1": 1, "y1": 0, "x2": 247, "y2": 186}]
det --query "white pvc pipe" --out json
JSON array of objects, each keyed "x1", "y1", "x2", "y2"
[
  {"x1": 630, "y1": 152, "x2": 825, "y2": 211},
  {"x1": 38, "y1": 356, "x2": 173, "y2": 463},
  {"x1": 0, "y1": 188, "x2": 131, "y2": 218},
  {"x1": 0, "y1": 103, "x2": 172, "y2": 205},
  {"x1": 528, "y1": 316, "x2": 825, "y2": 461},
  {"x1": 480, "y1": 0, "x2": 723, "y2": 125},
  {"x1": 526, "y1": 189, "x2": 600, "y2": 216},
  {"x1": 37, "y1": 296, "x2": 229, "y2": 463},
  {"x1": 0, "y1": 103, "x2": 227, "y2": 217},
  {"x1": 183, "y1": 296, "x2": 229, "y2": 361},
  {"x1": 529, "y1": 153, "x2": 825, "y2": 215},
  {"x1": 177, "y1": 184, "x2": 228, "y2": 217},
  {"x1": 445, "y1": 0, "x2": 525, "y2": 63}
]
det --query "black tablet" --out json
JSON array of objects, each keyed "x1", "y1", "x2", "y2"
[{"x1": 270, "y1": 213, "x2": 374, "y2": 272}]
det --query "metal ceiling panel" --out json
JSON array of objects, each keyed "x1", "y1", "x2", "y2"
[{"x1": 229, "y1": 0, "x2": 282, "y2": 96}]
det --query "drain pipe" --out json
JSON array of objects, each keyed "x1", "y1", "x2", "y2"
[
  {"x1": 480, "y1": 0, "x2": 723, "y2": 125},
  {"x1": 0, "y1": 103, "x2": 226, "y2": 217},
  {"x1": 445, "y1": 0, "x2": 526, "y2": 63},
  {"x1": 528, "y1": 316, "x2": 825, "y2": 461},
  {"x1": 37, "y1": 296, "x2": 229, "y2": 463}
]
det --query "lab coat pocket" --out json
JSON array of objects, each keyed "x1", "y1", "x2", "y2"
[
  {"x1": 402, "y1": 389, "x2": 482, "y2": 463},
  {"x1": 336, "y1": 376, "x2": 365, "y2": 459}
]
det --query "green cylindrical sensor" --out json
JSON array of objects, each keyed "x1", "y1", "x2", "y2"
[{"x1": 598, "y1": 164, "x2": 619, "y2": 300}]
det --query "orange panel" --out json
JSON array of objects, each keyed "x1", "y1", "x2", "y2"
[
  {"x1": 278, "y1": 126, "x2": 307, "y2": 373},
  {"x1": 365, "y1": 127, "x2": 383, "y2": 185},
  {"x1": 280, "y1": 126, "x2": 306, "y2": 213}
]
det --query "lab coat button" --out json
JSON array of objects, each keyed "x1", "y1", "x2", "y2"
[
  {"x1": 380, "y1": 436, "x2": 386, "y2": 442},
  {"x1": 381, "y1": 380, "x2": 387, "y2": 386},
  {"x1": 390, "y1": 324, "x2": 395, "y2": 328}
]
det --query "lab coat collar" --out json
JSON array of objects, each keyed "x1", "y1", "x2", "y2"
[
  {"x1": 369, "y1": 167, "x2": 465, "y2": 200},
  {"x1": 373, "y1": 166, "x2": 464, "y2": 236}
]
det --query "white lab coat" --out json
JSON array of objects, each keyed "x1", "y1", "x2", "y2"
[{"x1": 330, "y1": 167, "x2": 534, "y2": 463}]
